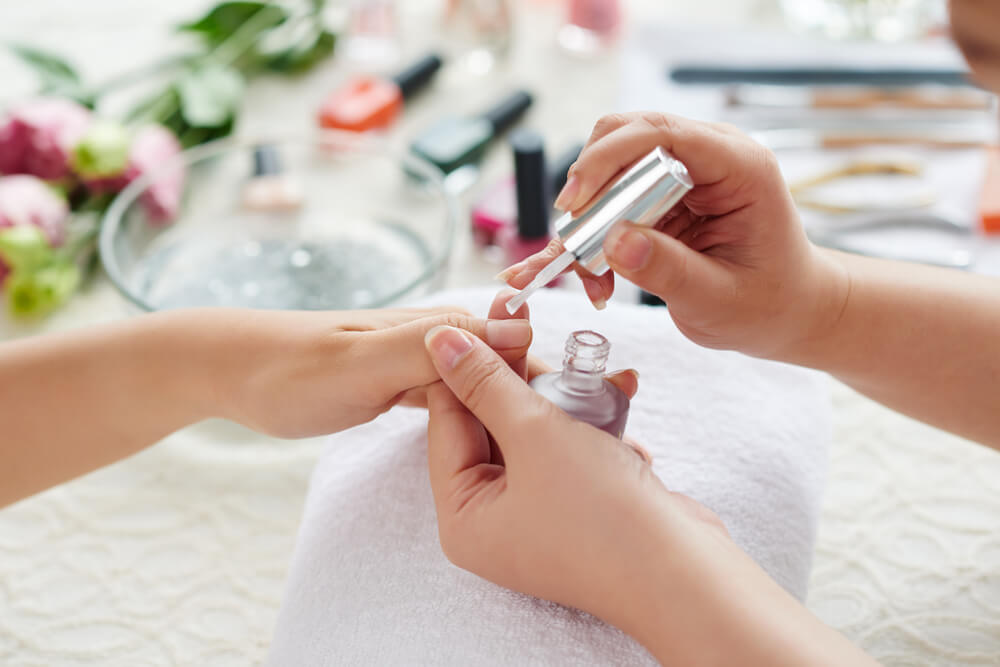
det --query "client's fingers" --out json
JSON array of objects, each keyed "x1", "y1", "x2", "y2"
[
  {"x1": 526, "y1": 354, "x2": 552, "y2": 382},
  {"x1": 364, "y1": 313, "x2": 532, "y2": 395},
  {"x1": 488, "y1": 290, "x2": 530, "y2": 379},
  {"x1": 605, "y1": 369, "x2": 639, "y2": 399}
]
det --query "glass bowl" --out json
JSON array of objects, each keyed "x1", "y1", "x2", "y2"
[{"x1": 100, "y1": 133, "x2": 457, "y2": 311}]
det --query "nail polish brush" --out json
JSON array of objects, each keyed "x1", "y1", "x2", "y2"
[{"x1": 505, "y1": 147, "x2": 692, "y2": 314}]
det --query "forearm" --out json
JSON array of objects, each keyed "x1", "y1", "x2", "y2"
[
  {"x1": 620, "y1": 518, "x2": 874, "y2": 666},
  {"x1": 0, "y1": 310, "x2": 230, "y2": 507},
  {"x1": 784, "y1": 249, "x2": 1000, "y2": 449}
]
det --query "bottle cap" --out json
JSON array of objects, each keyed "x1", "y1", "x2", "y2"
[
  {"x1": 392, "y1": 53, "x2": 443, "y2": 99},
  {"x1": 253, "y1": 144, "x2": 283, "y2": 177},
  {"x1": 510, "y1": 128, "x2": 549, "y2": 239},
  {"x1": 481, "y1": 90, "x2": 533, "y2": 135},
  {"x1": 556, "y1": 147, "x2": 693, "y2": 276}
]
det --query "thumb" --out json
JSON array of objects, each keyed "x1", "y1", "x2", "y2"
[
  {"x1": 424, "y1": 325, "x2": 556, "y2": 450},
  {"x1": 603, "y1": 221, "x2": 732, "y2": 304}
]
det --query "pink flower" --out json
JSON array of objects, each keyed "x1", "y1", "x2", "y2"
[
  {"x1": 0, "y1": 175, "x2": 69, "y2": 285},
  {"x1": 0, "y1": 98, "x2": 92, "y2": 180},
  {"x1": 125, "y1": 125, "x2": 184, "y2": 224},
  {"x1": 0, "y1": 175, "x2": 69, "y2": 245}
]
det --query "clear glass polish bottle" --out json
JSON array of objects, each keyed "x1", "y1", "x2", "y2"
[{"x1": 529, "y1": 330, "x2": 629, "y2": 438}]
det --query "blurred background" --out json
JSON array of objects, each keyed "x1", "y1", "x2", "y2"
[{"x1": 3, "y1": 2, "x2": 1000, "y2": 665}]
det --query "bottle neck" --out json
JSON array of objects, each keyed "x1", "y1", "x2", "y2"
[{"x1": 559, "y1": 330, "x2": 610, "y2": 395}]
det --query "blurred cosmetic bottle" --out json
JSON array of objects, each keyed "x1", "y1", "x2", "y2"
[
  {"x1": 342, "y1": 0, "x2": 399, "y2": 67},
  {"x1": 557, "y1": 0, "x2": 621, "y2": 54},
  {"x1": 442, "y1": 0, "x2": 513, "y2": 78}
]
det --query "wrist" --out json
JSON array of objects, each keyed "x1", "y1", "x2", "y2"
[
  {"x1": 773, "y1": 245, "x2": 852, "y2": 369},
  {"x1": 610, "y1": 501, "x2": 872, "y2": 666}
]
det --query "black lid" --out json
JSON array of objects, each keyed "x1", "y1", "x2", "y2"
[
  {"x1": 511, "y1": 128, "x2": 549, "y2": 239},
  {"x1": 549, "y1": 142, "x2": 584, "y2": 200},
  {"x1": 253, "y1": 144, "x2": 282, "y2": 177},
  {"x1": 639, "y1": 290, "x2": 666, "y2": 307},
  {"x1": 481, "y1": 90, "x2": 533, "y2": 135},
  {"x1": 392, "y1": 53, "x2": 443, "y2": 99}
]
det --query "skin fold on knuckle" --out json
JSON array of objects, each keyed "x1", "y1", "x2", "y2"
[
  {"x1": 437, "y1": 312, "x2": 482, "y2": 339},
  {"x1": 591, "y1": 112, "x2": 631, "y2": 140},
  {"x1": 457, "y1": 353, "x2": 506, "y2": 415}
]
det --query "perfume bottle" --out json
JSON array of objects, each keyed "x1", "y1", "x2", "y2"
[{"x1": 529, "y1": 330, "x2": 630, "y2": 438}]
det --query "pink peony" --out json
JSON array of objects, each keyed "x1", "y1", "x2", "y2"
[
  {"x1": 0, "y1": 174, "x2": 69, "y2": 285},
  {"x1": 0, "y1": 175, "x2": 70, "y2": 245},
  {"x1": 125, "y1": 125, "x2": 184, "y2": 224},
  {"x1": 0, "y1": 98, "x2": 92, "y2": 180}
]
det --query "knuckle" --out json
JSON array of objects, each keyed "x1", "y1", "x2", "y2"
[
  {"x1": 439, "y1": 312, "x2": 476, "y2": 332},
  {"x1": 642, "y1": 112, "x2": 681, "y2": 137},
  {"x1": 591, "y1": 112, "x2": 630, "y2": 137},
  {"x1": 460, "y1": 356, "x2": 506, "y2": 413},
  {"x1": 657, "y1": 246, "x2": 688, "y2": 296}
]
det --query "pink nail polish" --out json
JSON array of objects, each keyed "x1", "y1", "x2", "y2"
[
  {"x1": 472, "y1": 176, "x2": 516, "y2": 247},
  {"x1": 472, "y1": 143, "x2": 582, "y2": 248},
  {"x1": 499, "y1": 129, "x2": 562, "y2": 286},
  {"x1": 529, "y1": 330, "x2": 629, "y2": 438},
  {"x1": 241, "y1": 145, "x2": 304, "y2": 212}
]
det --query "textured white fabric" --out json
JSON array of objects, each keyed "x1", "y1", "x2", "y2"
[{"x1": 267, "y1": 287, "x2": 830, "y2": 665}]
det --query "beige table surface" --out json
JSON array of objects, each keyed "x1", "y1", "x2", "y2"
[{"x1": 1, "y1": 1, "x2": 999, "y2": 665}]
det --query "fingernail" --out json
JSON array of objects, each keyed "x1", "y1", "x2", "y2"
[
  {"x1": 554, "y1": 174, "x2": 580, "y2": 211},
  {"x1": 581, "y1": 277, "x2": 607, "y2": 310},
  {"x1": 425, "y1": 326, "x2": 474, "y2": 369},
  {"x1": 605, "y1": 225, "x2": 652, "y2": 271},
  {"x1": 494, "y1": 262, "x2": 525, "y2": 283},
  {"x1": 486, "y1": 319, "x2": 531, "y2": 349}
]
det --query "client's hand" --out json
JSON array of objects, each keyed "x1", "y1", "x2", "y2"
[
  {"x1": 422, "y1": 325, "x2": 875, "y2": 666},
  {"x1": 502, "y1": 112, "x2": 848, "y2": 362},
  {"x1": 221, "y1": 303, "x2": 536, "y2": 438}
]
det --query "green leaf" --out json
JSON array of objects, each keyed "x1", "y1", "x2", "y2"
[
  {"x1": 178, "y1": 2, "x2": 287, "y2": 46},
  {"x1": 0, "y1": 226, "x2": 53, "y2": 272},
  {"x1": 5, "y1": 260, "x2": 80, "y2": 317},
  {"x1": 176, "y1": 64, "x2": 244, "y2": 128},
  {"x1": 262, "y1": 29, "x2": 335, "y2": 73},
  {"x1": 6, "y1": 43, "x2": 94, "y2": 106}
]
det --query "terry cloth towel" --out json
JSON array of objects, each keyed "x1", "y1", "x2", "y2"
[{"x1": 268, "y1": 287, "x2": 830, "y2": 665}]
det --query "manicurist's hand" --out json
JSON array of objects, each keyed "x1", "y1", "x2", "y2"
[
  {"x1": 423, "y1": 325, "x2": 876, "y2": 666},
  {"x1": 501, "y1": 112, "x2": 848, "y2": 361}
]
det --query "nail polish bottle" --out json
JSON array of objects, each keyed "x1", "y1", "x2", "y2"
[
  {"x1": 241, "y1": 145, "x2": 303, "y2": 212},
  {"x1": 318, "y1": 53, "x2": 443, "y2": 132},
  {"x1": 558, "y1": 0, "x2": 621, "y2": 55},
  {"x1": 529, "y1": 330, "x2": 630, "y2": 438},
  {"x1": 471, "y1": 142, "x2": 583, "y2": 248},
  {"x1": 409, "y1": 90, "x2": 533, "y2": 175},
  {"x1": 342, "y1": 0, "x2": 399, "y2": 67},
  {"x1": 500, "y1": 128, "x2": 555, "y2": 267}
]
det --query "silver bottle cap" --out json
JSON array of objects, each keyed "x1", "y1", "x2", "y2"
[{"x1": 555, "y1": 147, "x2": 693, "y2": 275}]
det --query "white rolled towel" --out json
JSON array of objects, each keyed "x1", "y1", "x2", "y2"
[{"x1": 269, "y1": 287, "x2": 830, "y2": 665}]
